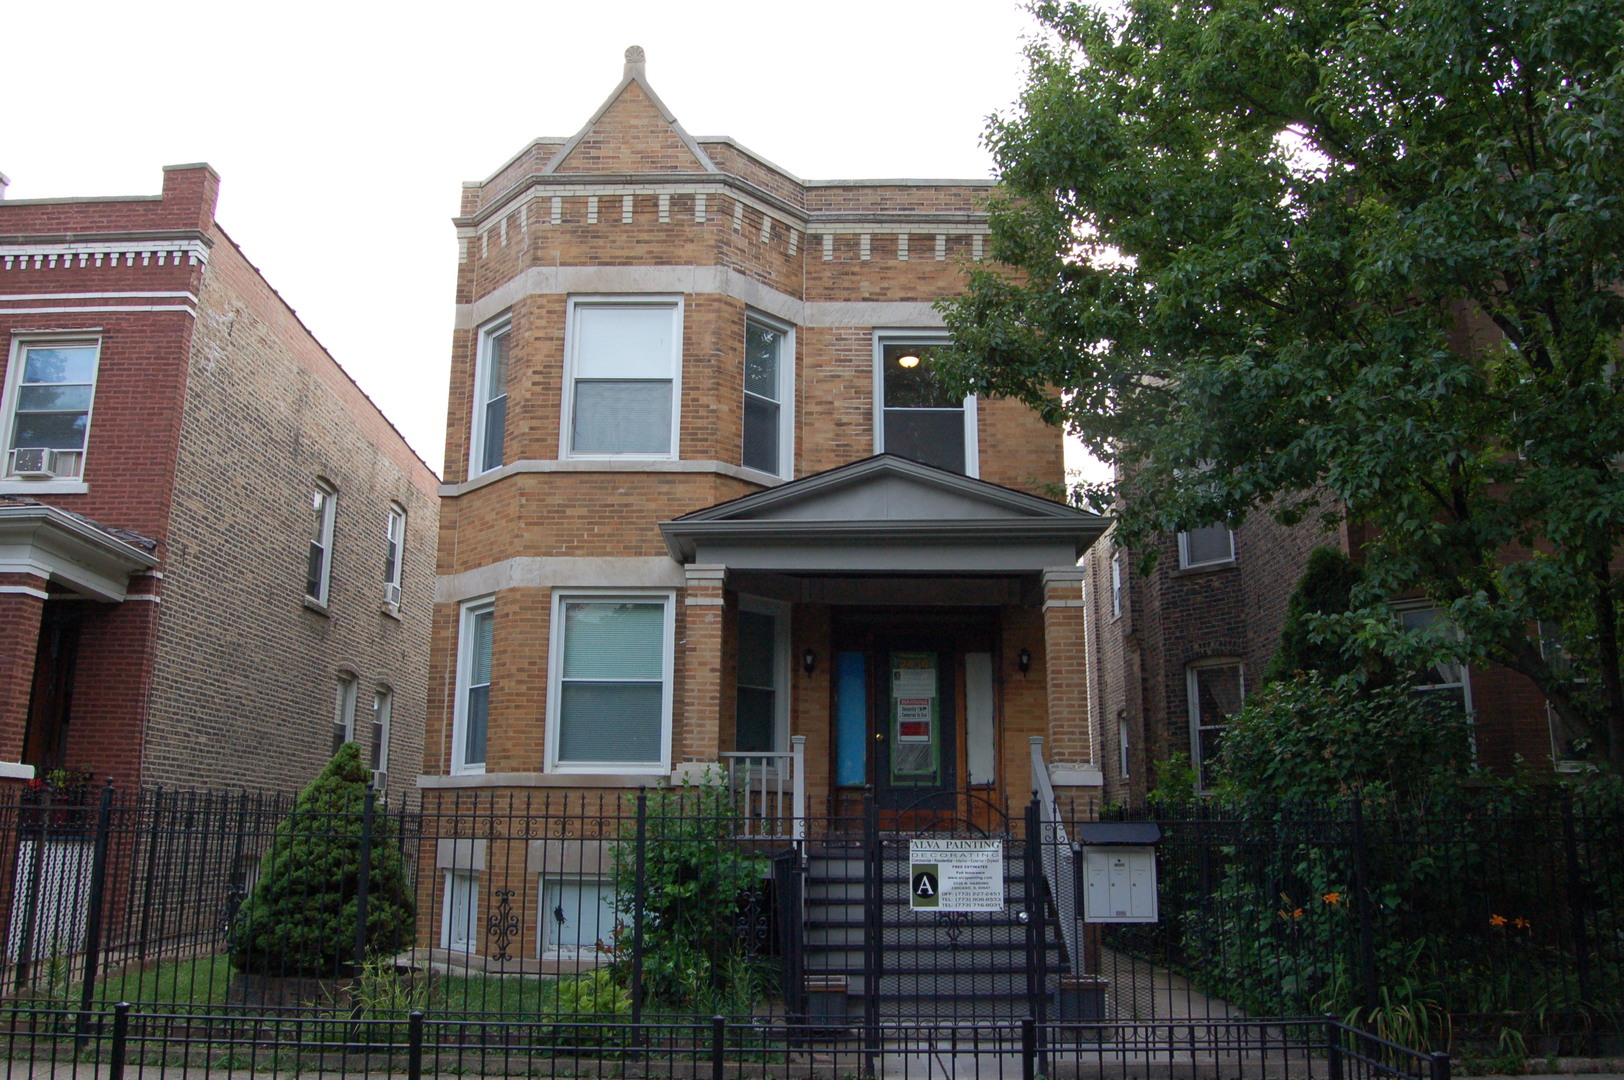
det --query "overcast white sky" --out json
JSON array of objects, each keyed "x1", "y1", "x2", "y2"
[{"x1": 5, "y1": 0, "x2": 1102, "y2": 481}]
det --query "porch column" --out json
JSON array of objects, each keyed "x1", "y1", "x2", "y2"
[
  {"x1": 679, "y1": 564, "x2": 726, "y2": 776},
  {"x1": 0, "y1": 573, "x2": 46, "y2": 780},
  {"x1": 1041, "y1": 568, "x2": 1101, "y2": 788}
]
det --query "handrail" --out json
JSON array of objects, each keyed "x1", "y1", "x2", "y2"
[
  {"x1": 722, "y1": 736, "x2": 805, "y2": 840},
  {"x1": 1029, "y1": 737, "x2": 1084, "y2": 980}
]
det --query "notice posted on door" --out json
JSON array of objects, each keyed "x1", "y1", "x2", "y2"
[{"x1": 908, "y1": 838, "x2": 1005, "y2": 912}]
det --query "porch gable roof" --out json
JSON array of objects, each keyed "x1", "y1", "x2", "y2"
[{"x1": 659, "y1": 455, "x2": 1108, "y2": 572}]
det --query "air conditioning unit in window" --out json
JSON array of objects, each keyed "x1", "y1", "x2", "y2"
[
  {"x1": 383, "y1": 583, "x2": 402, "y2": 607},
  {"x1": 371, "y1": 770, "x2": 388, "y2": 792},
  {"x1": 10, "y1": 448, "x2": 60, "y2": 478}
]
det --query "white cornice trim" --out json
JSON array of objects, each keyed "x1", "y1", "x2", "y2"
[
  {"x1": 454, "y1": 266, "x2": 945, "y2": 331},
  {"x1": 437, "y1": 555, "x2": 687, "y2": 605},
  {"x1": 0, "y1": 238, "x2": 210, "y2": 270}
]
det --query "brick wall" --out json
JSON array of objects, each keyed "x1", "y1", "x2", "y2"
[
  {"x1": 143, "y1": 225, "x2": 438, "y2": 796},
  {"x1": 427, "y1": 64, "x2": 1074, "y2": 810}
]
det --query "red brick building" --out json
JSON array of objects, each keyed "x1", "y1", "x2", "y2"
[
  {"x1": 420, "y1": 50, "x2": 1107, "y2": 962},
  {"x1": 0, "y1": 164, "x2": 437, "y2": 797},
  {"x1": 1085, "y1": 508, "x2": 1569, "y2": 806}
]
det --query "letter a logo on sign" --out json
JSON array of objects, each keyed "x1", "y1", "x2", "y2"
[{"x1": 911, "y1": 866, "x2": 940, "y2": 909}]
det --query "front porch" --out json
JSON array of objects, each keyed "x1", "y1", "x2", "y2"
[{"x1": 662, "y1": 455, "x2": 1110, "y2": 827}]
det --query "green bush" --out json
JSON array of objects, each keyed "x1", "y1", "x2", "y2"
[
  {"x1": 610, "y1": 775, "x2": 773, "y2": 1012},
  {"x1": 1212, "y1": 671, "x2": 1474, "y2": 802},
  {"x1": 228, "y1": 744, "x2": 415, "y2": 976},
  {"x1": 1266, "y1": 547, "x2": 1367, "y2": 684}
]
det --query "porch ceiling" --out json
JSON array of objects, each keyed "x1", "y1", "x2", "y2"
[
  {"x1": 0, "y1": 501, "x2": 158, "y2": 601},
  {"x1": 659, "y1": 455, "x2": 1107, "y2": 573}
]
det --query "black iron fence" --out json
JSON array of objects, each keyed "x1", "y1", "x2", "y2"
[
  {"x1": 1065, "y1": 789, "x2": 1624, "y2": 1058},
  {"x1": 0, "y1": 1007, "x2": 1447, "y2": 1080},
  {"x1": 0, "y1": 777, "x2": 1612, "y2": 1075}
]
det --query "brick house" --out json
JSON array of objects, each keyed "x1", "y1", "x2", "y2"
[
  {"x1": 421, "y1": 49, "x2": 1106, "y2": 964},
  {"x1": 0, "y1": 164, "x2": 437, "y2": 798},
  {"x1": 1086, "y1": 508, "x2": 1570, "y2": 806}
]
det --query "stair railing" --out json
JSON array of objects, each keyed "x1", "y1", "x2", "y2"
[{"x1": 1028, "y1": 736, "x2": 1083, "y2": 979}]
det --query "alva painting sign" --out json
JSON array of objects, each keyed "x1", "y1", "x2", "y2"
[{"x1": 908, "y1": 838, "x2": 1004, "y2": 912}]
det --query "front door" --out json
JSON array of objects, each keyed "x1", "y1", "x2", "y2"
[{"x1": 874, "y1": 644, "x2": 957, "y2": 811}]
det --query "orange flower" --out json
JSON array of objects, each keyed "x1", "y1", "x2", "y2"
[
  {"x1": 1490, "y1": 914, "x2": 1508, "y2": 927},
  {"x1": 1514, "y1": 917, "x2": 1530, "y2": 930},
  {"x1": 1322, "y1": 892, "x2": 1343, "y2": 905},
  {"x1": 1293, "y1": 908, "x2": 1304, "y2": 920}
]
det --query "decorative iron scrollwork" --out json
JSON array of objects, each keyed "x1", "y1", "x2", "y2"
[
  {"x1": 936, "y1": 910, "x2": 972, "y2": 943},
  {"x1": 735, "y1": 885, "x2": 772, "y2": 954},
  {"x1": 486, "y1": 888, "x2": 521, "y2": 961}
]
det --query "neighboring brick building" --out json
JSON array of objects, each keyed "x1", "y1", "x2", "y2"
[
  {"x1": 1086, "y1": 502, "x2": 1569, "y2": 806},
  {"x1": 0, "y1": 164, "x2": 437, "y2": 798},
  {"x1": 421, "y1": 49, "x2": 1106, "y2": 962}
]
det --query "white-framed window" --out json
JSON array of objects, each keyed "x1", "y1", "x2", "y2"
[
  {"x1": 333, "y1": 672, "x2": 358, "y2": 754},
  {"x1": 735, "y1": 597, "x2": 791, "y2": 754},
  {"x1": 383, "y1": 502, "x2": 406, "y2": 607},
  {"x1": 452, "y1": 600, "x2": 495, "y2": 775},
  {"x1": 1394, "y1": 604, "x2": 1472, "y2": 716},
  {"x1": 442, "y1": 870, "x2": 479, "y2": 953},
  {"x1": 1110, "y1": 551, "x2": 1124, "y2": 619},
  {"x1": 371, "y1": 687, "x2": 393, "y2": 790},
  {"x1": 3, "y1": 336, "x2": 100, "y2": 483},
  {"x1": 1187, "y1": 659, "x2": 1244, "y2": 792},
  {"x1": 539, "y1": 878, "x2": 619, "y2": 958},
  {"x1": 306, "y1": 479, "x2": 337, "y2": 606},
  {"x1": 743, "y1": 313, "x2": 794, "y2": 478},
  {"x1": 546, "y1": 591, "x2": 675, "y2": 774},
  {"x1": 874, "y1": 332, "x2": 977, "y2": 476},
  {"x1": 1539, "y1": 621, "x2": 1592, "y2": 771},
  {"x1": 563, "y1": 297, "x2": 682, "y2": 459},
  {"x1": 1178, "y1": 524, "x2": 1235, "y2": 569},
  {"x1": 1118, "y1": 714, "x2": 1131, "y2": 780},
  {"x1": 470, "y1": 317, "x2": 511, "y2": 475}
]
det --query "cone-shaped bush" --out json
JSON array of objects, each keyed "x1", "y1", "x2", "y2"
[{"x1": 228, "y1": 744, "x2": 415, "y2": 976}]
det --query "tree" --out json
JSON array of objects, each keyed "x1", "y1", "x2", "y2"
[
  {"x1": 228, "y1": 744, "x2": 415, "y2": 976},
  {"x1": 1266, "y1": 547, "x2": 1367, "y2": 684},
  {"x1": 940, "y1": 0, "x2": 1624, "y2": 765}
]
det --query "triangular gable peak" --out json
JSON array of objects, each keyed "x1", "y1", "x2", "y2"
[
  {"x1": 681, "y1": 456, "x2": 1085, "y2": 523},
  {"x1": 545, "y1": 47, "x2": 717, "y2": 175},
  {"x1": 661, "y1": 456, "x2": 1107, "y2": 570}
]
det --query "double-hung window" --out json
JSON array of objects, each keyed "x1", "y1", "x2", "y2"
[
  {"x1": 547, "y1": 593, "x2": 674, "y2": 774},
  {"x1": 333, "y1": 673, "x2": 358, "y2": 754},
  {"x1": 565, "y1": 298, "x2": 682, "y2": 458},
  {"x1": 875, "y1": 334, "x2": 977, "y2": 476},
  {"x1": 307, "y1": 480, "x2": 337, "y2": 606},
  {"x1": 1187, "y1": 660, "x2": 1244, "y2": 792},
  {"x1": 743, "y1": 315, "x2": 793, "y2": 477},
  {"x1": 470, "y1": 318, "x2": 510, "y2": 475},
  {"x1": 5, "y1": 338, "x2": 100, "y2": 482},
  {"x1": 1395, "y1": 605, "x2": 1472, "y2": 715},
  {"x1": 1110, "y1": 551, "x2": 1124, "y2": 619},
  {"x1": 383, "y1": 502, "x2": 406, "y2": 607},
  {"x1": 453, "y1": 601, "x2": 495, "y2": 774},
  {"x1": 371, "y1": 688, "x2": 393, "y2": 790},
  {"x1": 1178, "y1": 525, "x2": 1235, "y2": 569}
]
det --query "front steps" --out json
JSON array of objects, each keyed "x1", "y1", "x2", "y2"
[{"x1": 800, "y1": 843, "x2": 1066, "y2": 1020}]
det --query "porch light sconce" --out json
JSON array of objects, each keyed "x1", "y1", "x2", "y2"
[
  {"x1": 1018, "y1": 648, "x2": 1033, "y2": 675},
  {"x1": 803, "y1": 649, "x2": 817, "y2": 675}
]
